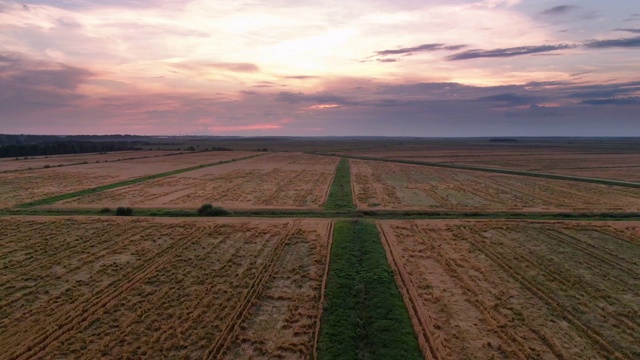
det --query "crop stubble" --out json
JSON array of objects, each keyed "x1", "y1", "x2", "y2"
[
  {"x1": 0, "y1": 151, "x2": 258, "y2": 208},
  {"x1": 351, "y1": 159, "x2": 640, "y2": 211},
  {"x1": 56, "y1": 153, "x2": 339, "y2": 209},
  {"x1": 379, "y1": 219, "x2": 640, "y2": 360},
  {"x1": 339, "y1": 148, "x2": 640, "y2": 183},
  {"x1": 0, "y1": 216, "x2": 332, "y2": 359}
]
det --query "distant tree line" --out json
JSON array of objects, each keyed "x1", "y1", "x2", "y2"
[
  {"x1": 0, "y1": 141, "x2": 143, "y2": 158},
  {"x1": 0, "y1": 134, "x2": 151, "y2": 145}
]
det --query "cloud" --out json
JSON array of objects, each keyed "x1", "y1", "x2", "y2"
[
  {"x1": 581, "y1": 97, "x2": 640, "y2": 106},
  {"x1": 447, "y1": 44, "x2": 578, "y2": 60},
  {"x1": 172, "y1": 61, "x2": 260, "y2": 73},
  {"x1": 538, "y1": 5, "x2": 578, "y2": 16},
  {"x1": 479, "y1": 93, "x2": 539, "y2": 106},
  {"x1": 568, "y1": 82, "x2": 640, "y2": 99},
  {"x1": 585, "y1": 36, "x2": 640, "y2": 48},
  {"x1": 615, "y1": 28, "x2": 640, "y2": 34},
  {"x1": 0, "y1": 52, "x2": 94, "y2": 114},
  {"x1": 376, "y1": 43, "x2": 466, "y2": 56},
  {"x1": 284, "y1": 75, "x2": 318, "y2": 79},
  {"x1": 275, "y1": 91, "x2": 351, "y2": 105}
]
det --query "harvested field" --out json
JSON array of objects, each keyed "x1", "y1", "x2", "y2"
[
  {"x1": 0, "y1": 216, "x2": 332, "y2": 359},
  {"x1": 57, "y1": 152, "x2": 339, "y2": 209},
  {"x1": 0, "y1": 151, "x2": 180, "y2": 173},
  {"x1": 340, "y1": 149, "x2": 640, "y2": 183},
  {"x1": 350, "y1": 159, "x2": 640, "y2": 211},
  {"x1": 0, "y1": 151, "x2": 257, "y2": 208},
  {"x1": 378, "y1": 220, "x2": 640, "y2": 360}
]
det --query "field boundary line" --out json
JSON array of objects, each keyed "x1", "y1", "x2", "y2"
[
  {"x1": 327, "y1": 153, "x2": 640, "y2": 189},
  {"x1": 15, "y1": 153, "x2": 264, "y2": 208},
  {"x1": 460, "y1": 228, "x2": 631, "y2": 360},
  {"x1": 204, "y1": 219, "x2": 302, "y2": 359},
  {"x1": 9, "y1": 227, "x2": 201, "y2": 360},
  {"x1": 313, "y1": 219, "x2": 334, "y2": 360},
  {"x1": 376, "y1": 222, "x2": 441, "y2": 360}
]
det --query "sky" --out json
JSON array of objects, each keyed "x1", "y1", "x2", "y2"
[{"x1": 1, "y1": 0, "x2": 639, "y2": 136}]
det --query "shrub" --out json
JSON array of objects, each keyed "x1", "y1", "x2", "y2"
[
  {"x1": 99, "y1": 207, "x2": 111, "y2": 213},
  {"x1": 197, "y1": 203, "x2": 229, "y2": 216},
  {"x1": 115, "y1": 207, "x2": 133, "y2": 216}
]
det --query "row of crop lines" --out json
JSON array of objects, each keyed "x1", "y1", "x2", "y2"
[
  {"x1": 58, "y1": 153, "x2": 337, "y2": 208},
  {"x1": 39, "y1": 222, "x2": 289, "y2": 359},
  {"x1": 451, "y1": 222, "x2": 639, "y2": 359},
  {"x1": 0, "y1": 219, "x2": 162, "y2": 327},
  {"x1": 3, "y1": 220, "x2": 206, "y2": 360},
  {"x1": 495, "y1": 172, "x2": 640, "y2": 206},
  {"x1": 462, "y1": 224, "x2": 640, "y2": 356},
  {"x1": 0, "y1": 217, "x2": 335, "y2": 359},
  {"x1": 220, "y1": 221, "x2": 334, "y2": 359},
  {"x1": 348, "y1": 158, "x2": 640, "y2": 211},
  {"x1": 349, "y1": 160, "x2": 403, "y2": 208},
  {"x1": 379, "y1": 221, "x2": 570, "y2": 359}
]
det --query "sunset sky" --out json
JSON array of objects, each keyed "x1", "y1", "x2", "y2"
[{"x1": 1, "y1": 0, "x2": 639, "y2": 136}]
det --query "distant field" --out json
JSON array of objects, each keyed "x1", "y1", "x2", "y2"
[
  {"x1": 0, "y1": 151, "x2": 257, "y2": 208},
  {"x1": 0, "y1": 216, "x2": 332, "y2": 359},
  {"x1": 56, "y1": 153, "x2": 339, "y2": 210},
  {"x1": 379, "y1": 219, "x2": 640, "y2": 359},
  {"x1": 340, "y1": 148, "x2": 640, "y2": 182},
  {"x1": 0, "y1": 150, "x2": 180, "y2": 172},
  {"x1": 350, "y1": 159, "x2": 640, "y2": 211}
]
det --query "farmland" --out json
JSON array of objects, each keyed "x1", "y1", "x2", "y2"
[
  {"x1": 338, "y1": 140, "x2": 640, "y2": 183},
  {"x1": 0, "y1": 151, "x2": 258, "y2": 208},
  {"x1": 0, "y1": 216, "x2": 332, "y2": 359},
  {"x1": 0, "y1": 138, "x2": 638, "y2": 359},
  {"x1": 55, "y1": 153, "x2": 339, "y2": 209},
  {"x1": 350, "y1": 159, "x2": 640, "y2": 211},
  {"x1": 378, "y1": 219, "x2": 640, "y2": 360},
  {"x1": 0, "y1": 150, "x2": 181, "y2": 173}
]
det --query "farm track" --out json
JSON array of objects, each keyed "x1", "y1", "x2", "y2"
[
  {"x1": 457, "y1": 227, "x2": 633, "y2": 360},
  {"x1": 5, "y1": 225, "x2": 203, "y2": 360},
  {"x1": 205, "y1": 220, "x2": 302, "y2": 359}
]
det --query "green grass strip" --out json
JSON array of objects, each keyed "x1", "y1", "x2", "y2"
[
  {"x1": 5, "y1": 207, "x2": 640, "y2": 221},
  {"x1": 330, "y1": 153, "x2": 640, "y2": 189},
  {"x1": 318, "y1": 220, "x2": 422, "y2": 360},
  {"x1": 16, "y1": 154, "x2": 263, "y2": 208},
  {"x1": 324, "y1": 158, "x2": 356, "y2": 210}
]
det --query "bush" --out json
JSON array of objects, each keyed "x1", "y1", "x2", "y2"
[
  {"x1": 197, "y1": 204, "x2": 229, "y2": 216},
  {"x1": 99, "y1": 207, "x2": 111, "y2": 213},
  {"x1": 115, "y1": 207, "x2": 133, "y2": 216}
]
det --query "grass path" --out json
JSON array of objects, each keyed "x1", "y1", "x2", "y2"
[
  {"x1": 323, "y1": 158, "x2": 356, "y2": 210},
  {"x1": 317, "y1": 219, "x2": 422, "y2": 360}
]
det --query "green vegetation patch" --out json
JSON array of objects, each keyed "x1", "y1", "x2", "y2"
[
  {"x1": 318, "y1": 220, "x2": 421, "y2": 360},
  {"x1": 324, "y1": 158, "x2": 356, "y2": 210}
]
